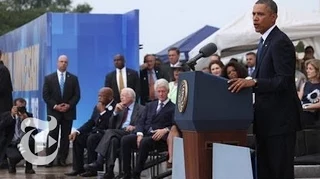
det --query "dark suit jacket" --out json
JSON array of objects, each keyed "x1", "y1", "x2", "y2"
[
  {"x1": 77, "y1": 100, "x2": 117, "y2": 134},
  {"x1": 0, "y1": 63, "x2": 13, "y2": 114},
  {"x1": 109, "y1": 103, "x2": 145, "y2": 129},
  {"x1": 136, "y1": 100, "x2": 174, "y2": 139},
  {"x1": 140, "y1": 67, "x2": 167, "y2": 105},
  {"x1": 42, "y1": 71, "x2": 81, "y2": 120},
  {"x1": 104, "y1": 68, "x2": 140, "y2": 103},
  {"x1": 0, "y1": 111, "x2": 37, "y2": 160},
  {"x1": 252, "y1": 26, "x2": 302, "y2": 137}
]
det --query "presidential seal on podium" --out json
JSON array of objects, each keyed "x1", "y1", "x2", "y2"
[{"x1": 177, "y1": 80, "x2": 188, "y2": 113}]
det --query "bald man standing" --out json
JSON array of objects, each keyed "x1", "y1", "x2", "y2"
[{"x1": 43, "y1": 55, "x2": 81, "y2": 167}]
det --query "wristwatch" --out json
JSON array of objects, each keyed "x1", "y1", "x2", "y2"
[
  {"x1": 245, "y1": 76, "x2": 257, "y2": 87},
  {"x1": 252, "y1": 78, "x2": 258, "y2": 87}
]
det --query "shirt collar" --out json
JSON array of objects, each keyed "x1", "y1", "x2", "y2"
[
  {"x1": 116, "y1": 67, "x2": 126, "y2": 72},
  {"x1": 57, "y1": 69, "x2": 66, "y2": 75},
  {"x1": 158, "y1": 98, "x2": 170, "y2": 106},
  {"x1": 127, "y1": 102, "x2": 135, "y2": 110},
  {"x1": 261, "y1": 24, "x2": 276, "y2": 42},
  {"x1": 170, "y1": 61, "x2": 180, "y2": 67}
]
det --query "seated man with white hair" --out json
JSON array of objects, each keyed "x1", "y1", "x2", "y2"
[
  {"x1": 84, "y1": 87, "x2": 145, "y2": 178},
  {"x1": 119, "y1": 78, "x2": 175, "y2": 179}
]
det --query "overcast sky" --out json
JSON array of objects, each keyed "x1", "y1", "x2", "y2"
[{"x1": 72, "y1": 0, "x2": 320, "y2": 60}]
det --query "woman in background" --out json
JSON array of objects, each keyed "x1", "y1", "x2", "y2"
[
  {"x1": 209, "y1": 60, "x2": 224, "y2": 76},
  {"x1": 298, "y1": 59, "x2": 320, "y2": 128},
  {"x1": 221, "y1": 61, "x2": 248, "y2": 79}
]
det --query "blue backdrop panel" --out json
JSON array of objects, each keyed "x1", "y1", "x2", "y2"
[
  {"x1": 0, "y1": 14, "x2": 49, "y2": 121},
  {"x1": 0, "y1": 10, "x2": 140, "y2": 128}
]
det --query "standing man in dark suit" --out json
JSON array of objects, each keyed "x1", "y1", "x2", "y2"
[
  {"x1": 43, "y1": 55, "x2": 81, "y2": 167},
  {"x1": 0, "y1": 98, "x2": 36, "y2": 174},
  {"x1": 65, "y1": 87, "x2": 116, "y2": 177},
  {"x1": 119, "y1": 79, "x2": 175, "y2": 179},
  {"x1": 160, "y1": 47, "x2": 189, "y2": 82},
  {"x1": 0, "y1": 50, "x2": 13, "y2": 168},
  {"x1": 84, "y1": 87, "x2": 145, "y2": 178},
  {"x1": 140, "y1": 54, "x2": 167, "y2": 105},
  {"x1": 104, "y1": 54, "x2": 140, "y2": 103},
  {"x1": 228, "y1": 0, "x2": 301, "y2": 178},
  {"x1": 0, "y1": 50, "x2": 13, "y2": 114}
]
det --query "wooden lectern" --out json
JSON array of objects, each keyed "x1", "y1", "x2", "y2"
[{"x1": 175, "y1": 71, "x2": 253, "y2": 179}]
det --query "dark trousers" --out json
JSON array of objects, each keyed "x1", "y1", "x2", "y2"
[
  {"x1": 256, "y1": 133, "x2": 296, "y2": 179},
  {"x1": 72, "y1": 132, "x2": 103, "y2": 171},
  {"x1": 6, "y1": 138, "x2": 35, "y2": 170},
  {"x1": 95, "y1": 129, "x2": 130, "y2": 170},
  {"x1": 46, "y1": 117, "x2": 73, "y2": 163},
  {"x1": 121, "y1": 134, "x2": 167, "y2": 175}
]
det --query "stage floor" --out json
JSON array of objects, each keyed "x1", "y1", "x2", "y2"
[{"x1": 0, "y1": 166, "x2": 95, "y2": 179}]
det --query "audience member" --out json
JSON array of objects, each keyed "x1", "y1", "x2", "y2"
[
  {"x1": 246, "y1": 52, "x2": 256, "y2": 76},
  {"x1": 209, "y1": 60, "x2": 224, "y2": 76},
  {"x1": 221, "y1": 61, "x2": 248, "y2": 79},
  {"x1": 105, "y1": 54, "x2": 140, "y2": 103}
]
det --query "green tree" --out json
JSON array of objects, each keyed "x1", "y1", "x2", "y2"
[{"x1": 0, "y1": 0, "x2": 93, "y2": 36}]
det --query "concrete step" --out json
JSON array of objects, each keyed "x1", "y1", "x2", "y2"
[{"x1": 295, "y1": 165, "x2": 320, "y2": 178}]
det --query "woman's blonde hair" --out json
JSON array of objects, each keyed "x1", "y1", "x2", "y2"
[{"x1": 305, "y1": 59, "x2": 320, "y2": 80}]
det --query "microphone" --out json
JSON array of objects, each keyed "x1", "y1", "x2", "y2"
[{"x1": 187, "y1": 43, "x2": 217, "y2": 71}]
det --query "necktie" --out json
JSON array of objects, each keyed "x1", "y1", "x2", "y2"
[
  {"x1": 148, "y1": 70, "x2": 155, "y2": 100},
  {"x1": 156, "y1": 102, "x2": 164, "y2": 114},
  {"x1": 119, "y1": 69, "x2": 124, "y2": 92},
  {"x1": 249, "y1": 68, "x2": 253, "y2": 76},
  {"x1": 121, "y1": 107, "x2": 129, "y2": 127},
  {"x1": 59, "y1": 73, "x2": 65, "y2": 96},
  {"x1": 257, "y1": 37, "x2": 264, "y2": 66}
]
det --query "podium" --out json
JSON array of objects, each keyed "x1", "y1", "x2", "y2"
[{"x1": 175, "y1": 71, "x2": 253, "y2": 179}]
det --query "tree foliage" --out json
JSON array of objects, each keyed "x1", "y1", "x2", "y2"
[{"x1": 0, "y1": 0, "x2": 93, "y2": 36}]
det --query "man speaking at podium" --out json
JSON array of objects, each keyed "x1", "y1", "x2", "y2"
[{"x1": 228, "y1": 0, "x2": 301, "y2": 178}]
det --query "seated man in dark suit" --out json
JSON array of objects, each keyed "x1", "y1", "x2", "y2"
[
  {"x1": 119, "y1": 78, "x2": 175, "y2": 178},
  {"x1": 84, "y1": 87, "x2": 145, "y2": 178},
  {"x1": 0, "y1": 98, "x2": 36, "y2": 174},
  {"x1": 65, "y1": 87, "x2": 116, "y2": 177}
]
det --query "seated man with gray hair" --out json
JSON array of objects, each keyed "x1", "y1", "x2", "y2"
[
  {"x1": 84, "y1": 87, "x2": 145, "y2": 178},
  {"x1": 119, "y1": 78, "x2": 175, "y2": 179}
]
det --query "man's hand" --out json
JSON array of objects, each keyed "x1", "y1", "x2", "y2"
[
  {"x1": 228, "y1": 78, "x2": 255, "y2": 93},
  {"x1": 125, "y1": 125, "x2": 135, "y2": 132},
  {"x1": 54, "y1": 104, "x2": 64, "y2": 112},
  {"x1": 114, "y1": 103, "x2": 126, "y2": 114},
  {"x1": 96, "y1": 102, "x2": 106, "y2": 113},
  {"x1": 60, "y1": 103, "x2": 70, "y2": 112},
  {"x1": 152, "y1": 129, "x2": 168, "y2": 141},
  {"x1": 69, "y1": 131, "x2": 79, "y2": 141},
  {"x1": 18, "y1": 112, "x2": 29, "y2": 121},
  {"x1": 137, "y1": 135, "x2": 143, "y2": 148}
]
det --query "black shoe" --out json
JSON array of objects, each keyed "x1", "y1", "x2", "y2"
[
  {"x1": 84, "y1": 162, "x2": 103, "y2": 172},
  {"x1": 7, "y1": 158, "x2": 17, "y2": 174},
  {"x1": 117, "y1": 172, "x2": 131, "y2": 179},
  {"x1": 57, "y1": 160, "x2": 67, "y2": 167},
  {"x1": 0, "y1": 161, "x2": 8, "y2": 169},
  {"x1": 80, "y1": 171, "x2": 97, "y2": 177},
  {"x1": 132, "y1": 172, "x2": 141, "y2": 179},
  {"x1": 25, "y1": 168, "x2": 35, "y2": 174},
  {"x1": 103, "y1": 171, "x2": 115, "y2": 179},
  {"x1": 65, "y1": 170, "x2": 85, "y2": 176}
]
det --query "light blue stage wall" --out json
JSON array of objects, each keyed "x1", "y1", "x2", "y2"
[{"x1": 0, "y1": 10, "x2": 140, "y2": 128}]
